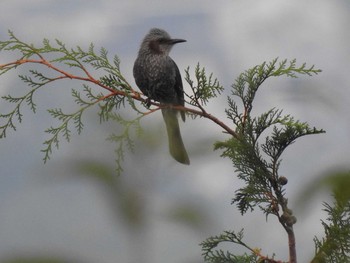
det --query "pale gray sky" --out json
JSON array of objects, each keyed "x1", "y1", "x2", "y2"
[{"x1": 1, "y1": 0, "x2": 350, "y2": 262}]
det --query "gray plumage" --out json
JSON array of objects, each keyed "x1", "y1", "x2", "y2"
[{"x1": 133, "y1": 28, "x2": 190, "y2": 165}]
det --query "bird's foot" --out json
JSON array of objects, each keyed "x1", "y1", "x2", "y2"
[{"x1": 145, "y1": 97, "x2": 152, "y2": 108}]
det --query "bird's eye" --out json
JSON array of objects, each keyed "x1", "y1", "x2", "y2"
[{"x1": 158, "y1": 38, "x2": 167, "y2": 44}]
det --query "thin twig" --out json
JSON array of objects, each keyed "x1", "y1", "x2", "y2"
[{"x1": 1, "y1": 58, "x2": 238, "y2": 139}]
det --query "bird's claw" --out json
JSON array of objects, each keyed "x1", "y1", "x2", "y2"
[{"x1": 145, "y1": 97, "x2": 152, "y2": 108}]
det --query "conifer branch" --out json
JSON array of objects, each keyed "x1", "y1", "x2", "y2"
[
  {"x1": 2, "y1": 31, "x2": 341, "y2": 263},
  {"x1": 213, "y1": 58, "x2": 324, "y2": 263}
]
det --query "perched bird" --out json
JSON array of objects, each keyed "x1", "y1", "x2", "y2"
[{"x1": 133, "y1": 28, "x2": 190, "y2": 165}]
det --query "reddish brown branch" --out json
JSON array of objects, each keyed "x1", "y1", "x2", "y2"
[
  {"x1": 1, "y1": 58, "x2": 238, "y2": 139},
  {"x1": 178, "y1": 105, "x2": 238, "y2": 138},
  {"x1": 288, "y1": 227, "x2": 297, "y2": 263},
  {"x1": 277, "y1": 211, "x2": 297, "y2": 263}
]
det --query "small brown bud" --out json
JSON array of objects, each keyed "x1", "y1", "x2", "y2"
[
  {"x1": 281, "y1": 210, "x2": 297, "y2": 226},
  {"x1": 278, "y1": 176, "x2": 288, "y2": 185},
  {"x1": 286, "y1": 215, "x2": 297, "y2": 226}
]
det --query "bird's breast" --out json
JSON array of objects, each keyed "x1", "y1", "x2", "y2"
[{"x1": 134, "y1": 55, "x2": 177, "y2": 103}]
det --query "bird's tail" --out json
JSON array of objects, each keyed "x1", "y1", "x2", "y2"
[{"x1": 162, "y1": 108, "x2": 190, "y2": 165}]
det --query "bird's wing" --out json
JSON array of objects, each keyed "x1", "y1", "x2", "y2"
[{"x1": 171, "y1": 59, "x2": 186, "y2": 122}]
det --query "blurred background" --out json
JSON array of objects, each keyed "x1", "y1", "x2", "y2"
[{"x1": 0, "y1": 0, "x2": 349, "y2": 262}]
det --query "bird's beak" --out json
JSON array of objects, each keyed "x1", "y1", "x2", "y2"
[{"x1": 170, "y1": 39, "x2": 186, "y2": 44}]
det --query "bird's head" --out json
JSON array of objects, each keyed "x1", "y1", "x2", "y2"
[{"x1": 141, "y1": 28, "x2": 186, "y2": 56}]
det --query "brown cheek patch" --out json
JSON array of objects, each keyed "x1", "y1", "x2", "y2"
[{"x1": 149, "y1": 40, "x2": 161, "y2": 54}]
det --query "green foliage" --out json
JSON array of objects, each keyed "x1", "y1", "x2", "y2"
[
  {"x1": 184, "y1": 63, "x2": 224, "y2": 110},
  {"x1": 206, "y1": 59, "x2": 325, "y2": 262},
  {"x1": 106, "y1": 113, "x2": 143, "y2": 175},
  {"x1": 215, "y1": 59, "x2": 324, "y2": 217},
  {"x1": 0, "y1": 87, "x2": 38, "y2": 138},
  {"x1": 313, "y1": 199, "x2": 350, "y2": 263},
  {"x1": 201, "y1": 229, "x2": 260, "y2": 263},
  {"x1": 319, "y1": 171, "x2": 350, "y2": 206},
  {"x1": 300, "y1": 171, "x2": 350, "y2": 262},
  {"x1": 2, "y1": 31, "x2": 348, "y2": 263},
  {"x1": 0, "y1": 31, "x2": 140, "y2": 171},
  {"x1": 229, "y1": 58, "x2": 320, "y2": 116}
]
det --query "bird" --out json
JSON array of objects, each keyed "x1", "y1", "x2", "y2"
[{"x1": 133, "y1": 28, "x2": 190, "y2": 165}]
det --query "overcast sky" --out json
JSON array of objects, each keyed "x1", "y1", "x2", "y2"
[{"x1": 1, "y1": 1, "x2": 350, "y2": 262}]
